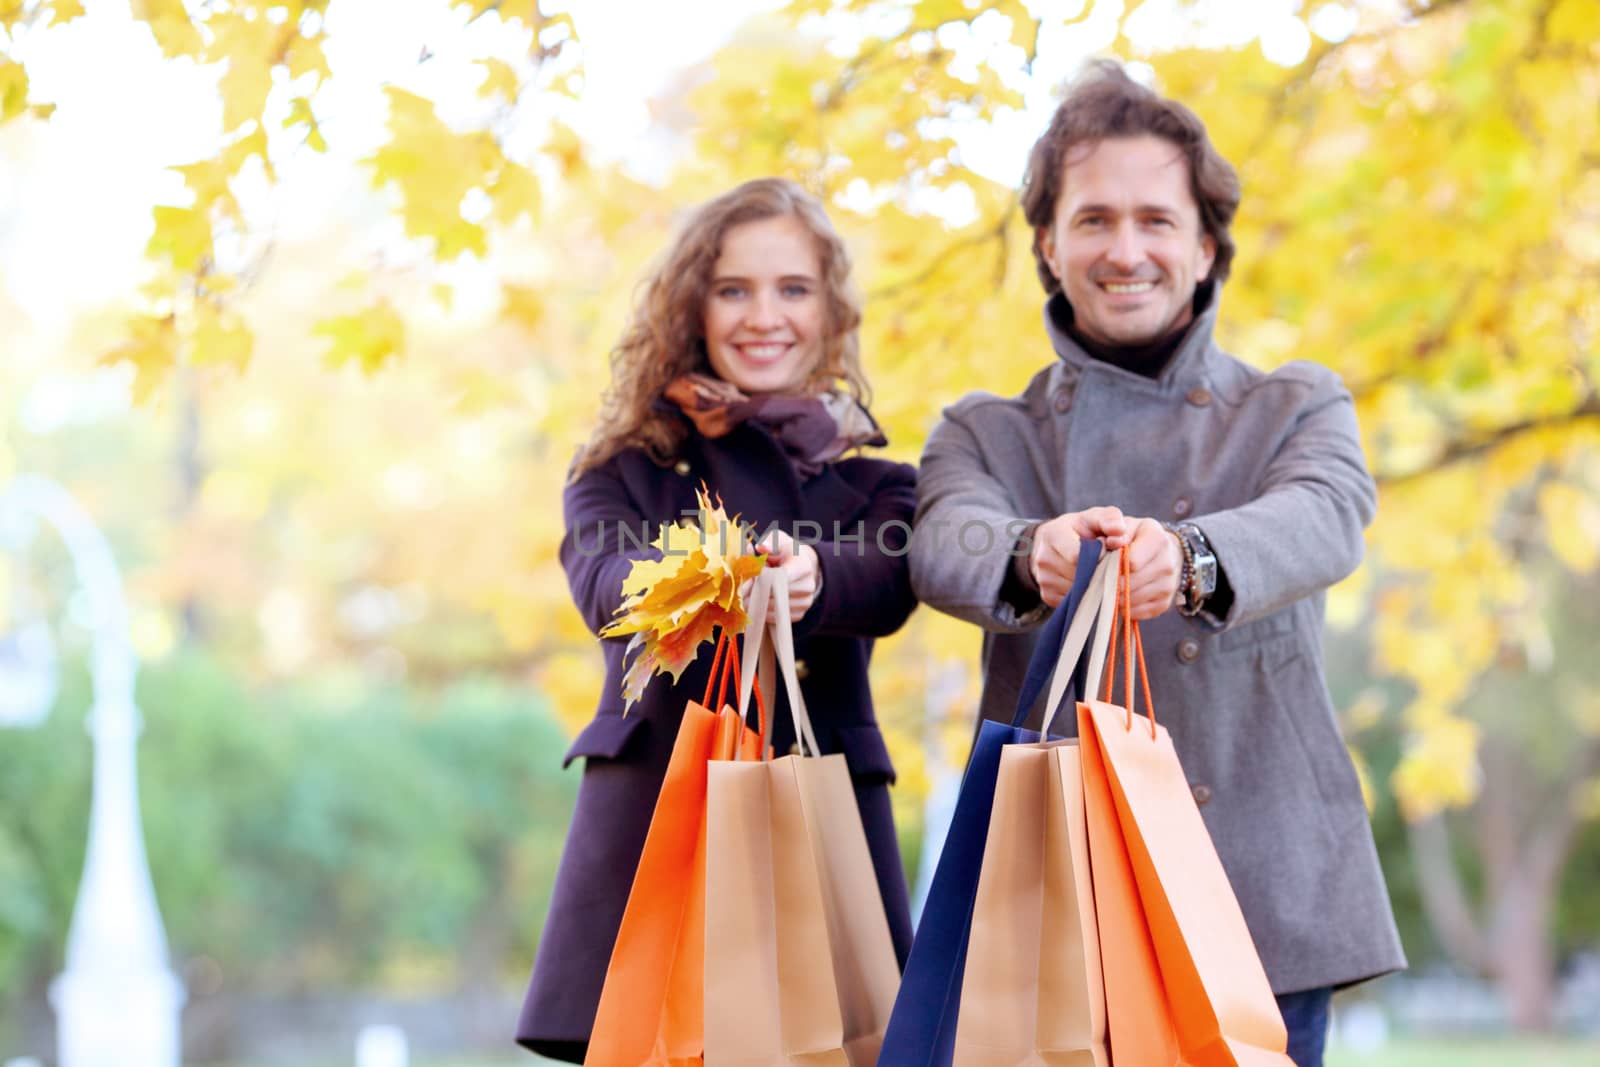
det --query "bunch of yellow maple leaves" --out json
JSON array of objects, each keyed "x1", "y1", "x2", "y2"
[{"x1": 600, "y1": 489, "x2": 768, "y2": 708}]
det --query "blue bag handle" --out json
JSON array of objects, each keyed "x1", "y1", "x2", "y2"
[{"x1": 1009, "y1": 538, "x2": 1101, "y2": 733}]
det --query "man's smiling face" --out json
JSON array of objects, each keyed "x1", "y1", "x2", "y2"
[{"x1": 1038, "y1": 135, "x2": 1217, "y2": 347}]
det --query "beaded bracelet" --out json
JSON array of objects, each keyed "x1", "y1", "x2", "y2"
[{"x1": 1163, "y1": 521, "x2": 1196, "y2": 614}]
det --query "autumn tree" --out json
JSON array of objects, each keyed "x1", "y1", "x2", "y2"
[{"x1": 3, "y1": 0, "x2": 1598, "y2": 1029}]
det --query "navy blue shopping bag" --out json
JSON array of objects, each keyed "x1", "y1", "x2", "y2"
[{"x1": 878, "y1": 540, "x2": 1101, "y2": 1066}]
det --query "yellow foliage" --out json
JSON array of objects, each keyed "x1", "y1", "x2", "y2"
[
  {"x1": 1349, "y1": 746, "x2": 1375, "y2": 815},
  {"x1": 171, "y1": 156, "x2": 244, "y2": 226},
  {"x1": 145, "y1": 205, "x2": 213, "y2": 273},
  {"x1": 1538, "y1": 481, "x2": 1600, "y2": 574},
  {"x1": 285, "y1": 96, "x2": 327, "y2": 152},
  {"x1": 447, "y1": 367, "x2": 523, "y2": 415},
  {"x1": 478, "y1": 57, "x2": 520, "y2": 101},
  {"x1": 131, "y1": 0, "x2": 204, "y2": 59},
  {"x1": 1392, "y1": 713, "x2": 1482, "y2": 822},
  {"x1": 1546, "y1": 0, "x2": 1600, "y2": 45},
  {"x1": 14, "y1": 0, "x2": 1597, "y2": 828},
  {"x1": 1326, "y1": 563, "x2": 1370, "y2": 631},
  {"x1": 540, "y1": 651, "x2": 606, "y2": 738},
  {"x1": 490, "y1": 162, "x2": 542, "y2": 226},
  {"x1": 1581, "y1": 778, "x2": 1600, "y2": 821},
  {"x1": 501, "y1": 283, "x2": 545, "y2": 331},
  {"x1": 285, "y1": 34, "x2": 330, "y2": 84},
  {"x1": 315, "y1": 301, "x2": 406, "y2": 374},
  {"x1": 190, "y1": 302, "x2": 254, "y2": 370},
  {"x1": 0, "y1": 59, "x2": 28, "y2": 122},
  {"x1": 365, "y1": 88, "x2": 503, "y2": 259},
  {"x1": 210, "y1": 13, "x2": 279, "y2": 133},
  {"x1": 100, "y1": 315, "x2": 178, "y2": 404}
]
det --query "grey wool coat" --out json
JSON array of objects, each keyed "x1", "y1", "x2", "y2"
[{"x1": 909, "y1": 287, "x2": 1406, "y2": 994}]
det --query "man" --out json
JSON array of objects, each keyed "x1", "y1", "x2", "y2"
[{"x1": 908, "y1": 60, "x2": 1405, "y2": 1067}]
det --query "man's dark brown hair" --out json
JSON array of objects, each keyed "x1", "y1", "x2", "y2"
[{"x1": 1021, "y1": 59, "x2": 1242, "y2": 294}]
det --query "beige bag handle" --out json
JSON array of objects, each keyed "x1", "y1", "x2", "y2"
[
  {"x1": 1040, "y1": 547, "x2": 1122, "y2": 735},
  {"x1": 767, "y1": 579, "x2": 823, "y2": 758},
  {"x1": 737, "y1": 568, "x2": 822, "y2": 759}
]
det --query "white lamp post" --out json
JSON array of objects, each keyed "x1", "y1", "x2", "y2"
[{"x1": 0, "y1": 475, "x2": 184, "y2": 1067}]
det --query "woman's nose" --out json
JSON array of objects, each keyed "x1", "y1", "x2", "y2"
[{"x1": 745, "y1": 291, "x2": 782, "y2": 329}]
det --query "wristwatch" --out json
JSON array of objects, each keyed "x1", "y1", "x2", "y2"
[{"x1": 1165, "y1": 521, "x2": 1218, "y2": 617}]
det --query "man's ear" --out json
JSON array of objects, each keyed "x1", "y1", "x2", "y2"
[
  {"x1": 1037, "y1": 226, "x2": 1061, "y2": 281},
  {"x1": 1197, "y1": 231, "x2": 1217, "y2": 282}
]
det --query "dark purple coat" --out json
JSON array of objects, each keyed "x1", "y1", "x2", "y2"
[{"x1": 515, "y1": 422, "x2": 917, "y2": 1062}]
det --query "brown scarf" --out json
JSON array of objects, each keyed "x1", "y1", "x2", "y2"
[{"x1": 663, "y1": 373, "x2": 887, "y2": 479}]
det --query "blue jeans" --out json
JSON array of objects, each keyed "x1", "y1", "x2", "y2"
[{"x1": 1276, "y1": 986, "x2": 1334, "y2": 1067}]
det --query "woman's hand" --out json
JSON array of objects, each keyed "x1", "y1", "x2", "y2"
[{"x1": 755, "y1": 529, "x2": 822, "y2": 622}]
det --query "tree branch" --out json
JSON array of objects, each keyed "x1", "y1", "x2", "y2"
[
  {"x1": 1409, "y1": 812, "x2": 1494, "y2": 975},
  {"x1": 1376, "y1": 392, "x2": 1600, "y2": 487},
  {"x1": 1241, "y1": 0, "x2": 1473, "y2": 162},
  {"x1": 868, "y1": 193, "x2": 1019, "y2": 301},
  {"x1": 1526, "y1": 735, "x2": 1600, "y2": 888}
]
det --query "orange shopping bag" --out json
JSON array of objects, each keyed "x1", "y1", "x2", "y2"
[
  {"x1": 585, "y1": 631, "x2": 764, "y2": 1067},
  {"x1": 1077, "y1": 549, "x2": 1293, "y2": 1067}
]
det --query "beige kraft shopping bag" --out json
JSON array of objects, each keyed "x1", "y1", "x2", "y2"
[
  {"x1": 953, "y1": 547, "x2": 1113, "y2": 1067},
  {"x1": 703, "y1": 571, "x2": 898, "y2": 1065}
]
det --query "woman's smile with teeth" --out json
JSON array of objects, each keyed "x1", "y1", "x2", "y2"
[{"x1": 737, "y1": 341, "x2": 792, "y2": 360}]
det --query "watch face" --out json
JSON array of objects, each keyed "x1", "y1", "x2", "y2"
[{"x1": 1193, "y1": 555, "x2": 1218, "y2": 597}]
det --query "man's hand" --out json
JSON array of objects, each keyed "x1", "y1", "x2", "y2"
[
  {"x1": 755, "y1": 530, "x2": 821, "y2": 622},
  {"x1": 1028, "y1": 506, "x2": 1131, "y2": 607},
  {"x1": 1123, "y1": 517, "x2": 1184, "y2": 621}
]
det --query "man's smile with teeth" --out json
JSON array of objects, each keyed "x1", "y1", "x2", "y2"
[{"x1": 1102, "y1": 281, "x2": 1156, "y2": 294}]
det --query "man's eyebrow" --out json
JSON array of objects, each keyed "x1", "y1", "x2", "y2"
[{"x1": 1071, "y1": 202, "x2": 1182, "y2": 216}]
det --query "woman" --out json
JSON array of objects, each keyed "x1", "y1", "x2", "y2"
[{"x1": 515, "y1": 178, "x2": 917, "y2": 1062}]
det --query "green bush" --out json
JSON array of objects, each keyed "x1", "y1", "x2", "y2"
[{"x1": 0, "y1": 652, "x2": 578, "y2": 1014}]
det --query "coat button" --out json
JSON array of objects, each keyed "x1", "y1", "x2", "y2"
[
  {"x1": 1172, "y1": 496, "x2": 1192, "y2": 518},
  {"x1": 673, "y1": 459, "x2": 691, "y2": 476},
  {"x1": 1177, "y1": 638, "x2": 1201, "y2": 664},
  {"x1": 794, "y1": 658, "x2": 809, "y2": 680},
  {"x1": 1053, "y1": 386, "x2": 1072, "y2": 414},
  {"x1": 1191, "y1": 783, "x2": 1213, "y2": 806},
  {"x1": 788, "y1": 742, "x2": 801, "y2": 756},
  {"x1": 1186, "y1": 387, "x2": 1212, "y2": 407}
]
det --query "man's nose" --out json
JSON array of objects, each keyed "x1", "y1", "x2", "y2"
[{"x1": 1105, "y1": 221, "x2": 1142, "y2": 272}]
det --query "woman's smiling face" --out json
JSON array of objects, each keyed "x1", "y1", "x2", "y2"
[{"x1": 702, "y1": 214, "x2": 826, "y2": 395}]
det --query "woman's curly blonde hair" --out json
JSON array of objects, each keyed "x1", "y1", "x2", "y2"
[{"x1": 571, "y1": 178, "x2": 869, "y2": 478}]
